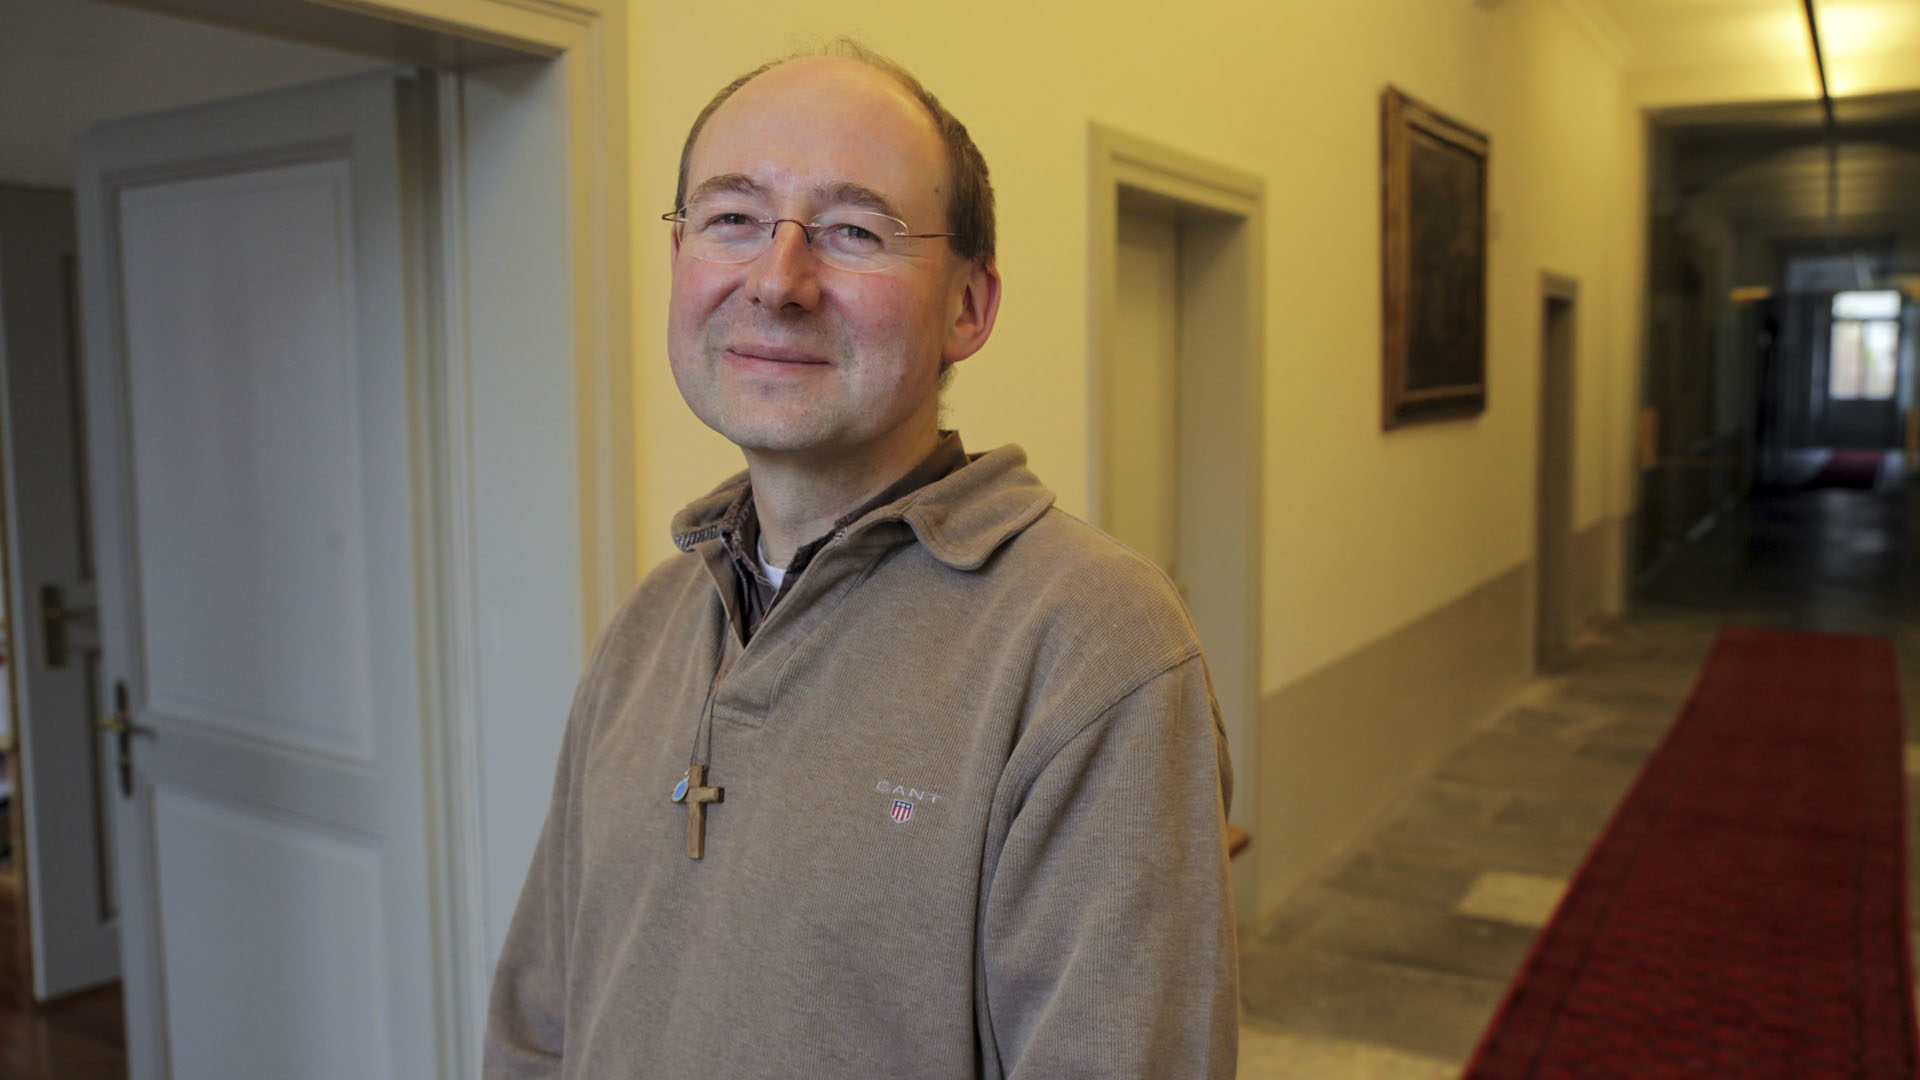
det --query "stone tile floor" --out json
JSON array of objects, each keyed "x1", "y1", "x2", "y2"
[
  {"x1": 1236, "y1": 469, "x2": 1920, "y2": 1078},
  {"x1": 1235, "y1": 614, "x2": 1722, "y2": 1078}
]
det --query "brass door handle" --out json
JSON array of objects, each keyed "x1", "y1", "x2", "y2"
[
  {"x1": 98, "y1": 682, "x2": 151, "y2": 798},
  {"x1": 95, "y1": 712, "x2": 155, "y2": 739}
]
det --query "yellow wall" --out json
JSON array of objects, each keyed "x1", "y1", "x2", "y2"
[
  {"x1": 626, "y1": 0, "x2": 1648, "y2": 919},
  {"x1": 629, "y1": 0, "x2": 1645, "y2": 685}
]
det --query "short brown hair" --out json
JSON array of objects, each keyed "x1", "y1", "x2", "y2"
[{"x1": 673, "y1": 40, "x2": 996, "y2": 265}]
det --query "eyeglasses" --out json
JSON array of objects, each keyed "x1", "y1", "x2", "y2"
[{"x1": 662, "y1": 203, "x2": 956, "y2": 275}]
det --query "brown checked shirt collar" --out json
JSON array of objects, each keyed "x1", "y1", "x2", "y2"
[{"x1": 705, "y1": 430, "x2": 969, "y2": 644}]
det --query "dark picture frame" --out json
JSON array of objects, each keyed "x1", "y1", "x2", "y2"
[{"x1": 1381, "y1": 86, "x2": 1490, "y2": 429}]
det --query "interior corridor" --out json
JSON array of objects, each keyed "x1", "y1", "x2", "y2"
[
  {"x1": 1235, "y1": 457, "x2": 1920, "y2": 1079},
  {"x1": 7, "y1": 472, "x2": 1913, "y2": 1080}
]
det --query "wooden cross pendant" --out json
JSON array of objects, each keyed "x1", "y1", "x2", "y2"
[{"x1": 681, "y1": 764, "x2": 723, "y2": 859}]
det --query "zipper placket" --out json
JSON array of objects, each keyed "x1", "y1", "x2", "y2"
[{"x1": 707, "y1": 523, "x2": 858, "y2": 715}]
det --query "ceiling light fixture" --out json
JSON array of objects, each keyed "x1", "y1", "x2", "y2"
[{"x1": 1801, "y1": 0, "x2": 1839, "y2": 245}]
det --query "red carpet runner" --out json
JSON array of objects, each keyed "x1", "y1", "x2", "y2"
[
  {"x1": 1806, "y1": 449, "x2": 1885, "y2": 490},
  {"x1": 1463, "y1": 627, "x2": 1917, "y2": 1079}
]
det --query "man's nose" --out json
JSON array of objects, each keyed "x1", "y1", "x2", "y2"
[{"x1": 746, "y1": 220, "x2": 822, "y2": 312}]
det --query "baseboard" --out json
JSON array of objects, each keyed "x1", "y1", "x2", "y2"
[{"x1": 1252, "y1": 564, "x2": 1532, "y2": 919}]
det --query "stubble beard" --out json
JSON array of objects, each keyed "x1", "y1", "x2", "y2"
[{"x1": 673, "y1": 308, "x2": 863, "y2": 457}]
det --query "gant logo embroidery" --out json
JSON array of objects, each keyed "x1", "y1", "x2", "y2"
[
  {"x1": 875, "y1": 780, "x2": 942, "y2": 804},
  {"x1": 876, "y1": 779, "x2": 941, "y2": 825}
]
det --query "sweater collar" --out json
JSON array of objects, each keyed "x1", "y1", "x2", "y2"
[{"x1": 670, "y1": 441, "x2": 1055, "y2": 572}]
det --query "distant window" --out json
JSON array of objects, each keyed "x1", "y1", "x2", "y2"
[
  {"x1": 1829, "y1": 316, "x2": 1899, "y2": 401},
  {"x1": 1832, "y1": 289, "x2": 1902, "y2": 320}
]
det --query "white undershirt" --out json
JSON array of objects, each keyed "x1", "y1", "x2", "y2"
[{"x1": 756, "y1": 534, "x2": 787, "y2": 589}]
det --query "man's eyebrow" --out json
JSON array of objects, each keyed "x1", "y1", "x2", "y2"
[
  {"x1": 810, "y1": 182, "x2": 904, "y2": 221},
  {"x1": 685, "y1": 175, "x2": 908, "y2": 221},
  {"x1": 685, "y1": 173, "x2": 767, "y2": 205}
]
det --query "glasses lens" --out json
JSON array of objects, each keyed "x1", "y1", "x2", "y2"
[
  {"x1": 808, "y1": 212, "x2": 902, "y2": 273},
  {"x1": 680, "y1": 200, "x2": 770, "y2": 264},
  {"x1": 672, "y1": 204, "x2": 910, "y2": 274}
]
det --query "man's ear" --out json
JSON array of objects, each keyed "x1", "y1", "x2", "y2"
[{"x1": 942, "y1": 260, "x2": 1002, "y2": 366}]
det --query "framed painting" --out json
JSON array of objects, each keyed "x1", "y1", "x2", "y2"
[{"x1": 1381, "y1": 86, "x2": 1490, "y2": 428}]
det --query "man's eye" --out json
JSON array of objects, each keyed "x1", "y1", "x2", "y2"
[
  {"x1": 702, "y1": 212, "x2": 758, "y2": 230},
  {"x1": 821, "y1": 222, "x2": 884, "y2": 249}
]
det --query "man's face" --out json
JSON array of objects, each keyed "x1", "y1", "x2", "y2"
[{"x1": 668, "y1": 57, "x2": 995, "y2": 465}]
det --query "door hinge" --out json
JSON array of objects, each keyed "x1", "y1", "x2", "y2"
[{"x1": 38, "y1": 582, "x2": 97, "y2": 669}]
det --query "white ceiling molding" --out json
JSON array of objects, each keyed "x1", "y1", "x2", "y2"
[{"x1": 1553, "y1": 0, "x2": 1637, "y2": 70}]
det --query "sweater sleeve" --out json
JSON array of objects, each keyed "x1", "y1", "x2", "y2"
[
  {"x1": 482, "y1": 703, "x2": 581, "y2": 1078},
  {"x1": 980, "y1": 653, "x2": 1239, "y2": 1079}
]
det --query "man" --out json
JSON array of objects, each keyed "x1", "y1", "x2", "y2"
[{"x1": 485, "y1": 42, "x2": 1237, "y2": 1079}]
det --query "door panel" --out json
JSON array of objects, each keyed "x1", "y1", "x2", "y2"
[
  {"x1": 1825, "y1": 400, "x2": 1900, "y2": 448},
  {"x1": 0, "y1": 185, "x2": 120, "y2": 999},
  {"x1": 76, "y1": 70, "x2": 437, "y2": 1079},
  {"x1": 154, "y1": 785, "x2": 389, "y2": 1080},
  {"x1": 119, "y1": 163, "x2": 377, "y2": 763}
]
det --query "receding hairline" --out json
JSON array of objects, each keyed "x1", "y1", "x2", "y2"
[
  {"x1": 739, "y1": 53, "x2": 928, "y2": 109},
  {"x1": 674, "y1": 39, "x2": 996, "y2": 265},
  {"x1": 680, "y1": 55, "x2": 947, "y2": 199}
]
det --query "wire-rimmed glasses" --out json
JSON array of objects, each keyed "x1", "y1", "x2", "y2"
[{"x1": 663, "y1": 202, "x2": 955, "y2": 275}]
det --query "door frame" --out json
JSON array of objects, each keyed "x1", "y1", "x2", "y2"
[
  {"x1": 1535, "y1": 272, "x2": 1579, "y2": 670},
  {"x1": 1087, "y1": 122, "x2": 1265, "y2": 926},
  {"x1": 114, "y1": 0, "x2": 636, "y2": 635},
  {"x1": 87, "y1": 2, "x2": 635, "y2": 1076},
  {"x1": 315, "y1": 0, "x2": 635, "y2": 636},
  {"x1": 0, "y1": 185, "x2": 124, "y2": 1001}
]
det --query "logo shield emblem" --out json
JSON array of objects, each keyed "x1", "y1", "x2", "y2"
[{"x1": 890, "y1": 799, "x2": 915, "y2": 824}]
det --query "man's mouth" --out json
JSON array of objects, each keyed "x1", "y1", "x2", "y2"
[{"x1": 724, "y1": 343, "x2": 830, "y2": 366}]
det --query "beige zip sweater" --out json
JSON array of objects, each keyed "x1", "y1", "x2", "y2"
[{"x1": 484, "y1": 444, "x2": 1238, "y2": 1079}]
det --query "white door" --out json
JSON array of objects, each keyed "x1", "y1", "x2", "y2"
[
  {"x1": 0, "y1": 185, "x2": 123, "y2": 1000},
  {"x1": 75, "y1": 70, "x2": 440, "y2": 1080}
]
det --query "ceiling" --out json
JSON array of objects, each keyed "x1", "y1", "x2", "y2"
[
  {"x1": 0, "y1": 0, "x2": 378, "y2": 186},
  {"x1": 1695, "y1": 142, "x2": 1920, "y2": 228},
  {"x1": 1586, "y1": 0, "x2": 1920, "y2": 72},
  {"x1": 1611, "y1": 1, "x2": 1920, "y2": 248},
  {"x1": 1657, "y1": 91, "x2": 1920, "y2": 243}
]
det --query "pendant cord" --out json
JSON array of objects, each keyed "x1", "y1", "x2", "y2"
[{"x1": 685, "y1": 607, "x2": 729, "y2": 770}]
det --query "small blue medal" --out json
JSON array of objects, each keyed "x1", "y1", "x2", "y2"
[{"x1": 670, "y1": 768, "x2": 690, "y2": 803}]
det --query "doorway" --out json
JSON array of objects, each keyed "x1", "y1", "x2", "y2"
[
  {"x1": 1089, "y1": 124, "x2": 1264, "y2": 920},
  {"x1": 1818, "y1": 287, "x2": 1906, "y2": 451},
  {"x1": 1536, "y1": 274, "x2": 1578, "y2": 670},
  {"x1": 1, "y1": 0, "x2": 391, "y2": 1027},
  {"x1": 0, "y1": 1, "x2": 631, "y2": 1076}
]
